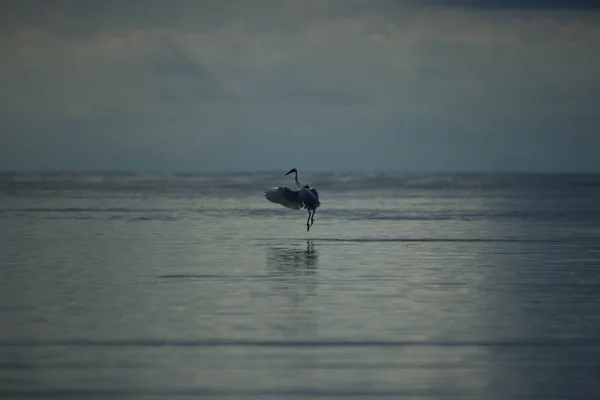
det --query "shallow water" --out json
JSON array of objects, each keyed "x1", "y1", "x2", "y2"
[{"x1": 1, "y1": 172, "x2": 599, "y2": 399}]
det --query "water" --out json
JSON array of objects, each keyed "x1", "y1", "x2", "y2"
[{"x1": 1, "y1": 172, "x2": 599, "y2": 399}]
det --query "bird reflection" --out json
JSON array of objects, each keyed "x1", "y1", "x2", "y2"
[
  {"x1": 265, "y1": 241, "x2": 319, "y2": 339},
  {"x1": 266, "y1": 240, "x2": 319, "y2": 275}
]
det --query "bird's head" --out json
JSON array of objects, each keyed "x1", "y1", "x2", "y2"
[{"x1": 285, "y1": 168, "x2": 297, "y2": 176}]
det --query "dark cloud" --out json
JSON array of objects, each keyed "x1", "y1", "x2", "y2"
[
  {"x1": 2, "y1": 0, "x2": 598, "y2": 38},
  {"x1": 420, "y1": 0, "x2": 600, "y2": 10},
  {"x1": 150, "y1": 39, "x2": 208, "y2": 77},
  {"x1": 147, "y1": 40, "x2": 229, "y2": 103},
  {"x1": 1, "y1": 0, "x2": 341, "y2": 35}
]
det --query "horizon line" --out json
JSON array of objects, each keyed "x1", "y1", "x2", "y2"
[{"x1": 1, "y1": 169, "x2": 600, "y2": 175}]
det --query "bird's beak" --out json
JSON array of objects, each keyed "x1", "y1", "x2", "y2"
[{"x1": 285, "y1": 170, "x2": 294, "y2": 176}]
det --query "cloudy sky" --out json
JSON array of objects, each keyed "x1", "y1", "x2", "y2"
[{"x1": 1, "y1": 0, "x2": 599, "y2": 172}]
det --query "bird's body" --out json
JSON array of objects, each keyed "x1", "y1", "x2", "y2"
[{"x1": 264, "y1": 168, "x2": 321, "y2": 231}]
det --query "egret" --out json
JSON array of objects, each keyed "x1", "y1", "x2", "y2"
[{"x1": 264, "y1": 168, "x2": 321, "y2": 231}]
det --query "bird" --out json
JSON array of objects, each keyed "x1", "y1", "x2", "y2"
[{"x1": 264, "y1": 168, "x2": 321, "y2": 231}]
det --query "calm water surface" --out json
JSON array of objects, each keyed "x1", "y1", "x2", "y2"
[{"x1": 1, "y1": 172, "x2": 599, "y2": 399}]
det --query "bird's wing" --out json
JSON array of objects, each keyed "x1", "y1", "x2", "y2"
[
  {"x1": 307, "y1": 186, "x2": 321, "y2": 207},
  {"x1": 298, "y1": 187, "x2": 321, "y2": 208},
  {"x1": 264, "y1": 186, "x2": 304, "y2": 210}
]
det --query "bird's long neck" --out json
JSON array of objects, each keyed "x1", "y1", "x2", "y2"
[{"x1": 293, "y1": 171, "x2": 300, "y2": 188}]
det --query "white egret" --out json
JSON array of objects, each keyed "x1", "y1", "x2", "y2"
[{"x1": 264, "y1": 168, "x2": 321, "y2": 231}]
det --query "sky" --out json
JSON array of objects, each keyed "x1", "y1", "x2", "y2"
[{"x1": 1, "y1": 0, "x2": 599, "y2": 172}]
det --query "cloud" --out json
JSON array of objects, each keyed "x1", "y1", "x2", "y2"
[
  {"x1": 1, "y1": 1, "x2": 599, "y2": 171},
  {"x1": 419, "y1": 0, "x2": 600, "y2": 10}
]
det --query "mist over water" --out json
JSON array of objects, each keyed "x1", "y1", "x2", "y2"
[{"x1": 1, "y1": 172, "x2": 599, "y2": 399}]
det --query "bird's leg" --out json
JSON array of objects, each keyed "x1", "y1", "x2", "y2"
[
  {"x1": 311, "y1": 210, "x2": 316, "y2": 225},
  {"x1": 306, "y1": 210, "x2": 311, "y2": 232}
]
